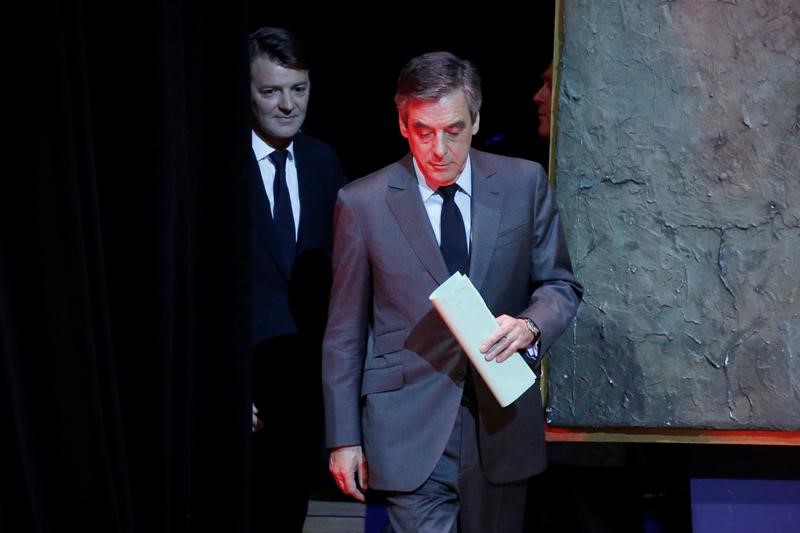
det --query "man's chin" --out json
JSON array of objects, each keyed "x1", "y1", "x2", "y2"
[
  {"x1": 422, "y1": 167, "x2": 457, "y2": 186},
  {"x1": 267, "y1": 124, "x2": 301, "y2": 139}
]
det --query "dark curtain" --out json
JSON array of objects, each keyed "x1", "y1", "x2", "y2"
[{"x1": 2, "y1": 2, "x2": 252, "y2": 532}]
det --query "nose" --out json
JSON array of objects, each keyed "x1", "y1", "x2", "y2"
[
  {"x1": 533, "y1": 86, "x2": 546, "y2": 105},
  {"x1": 278, "y1": 91, "x2": 294, "y2": 113},
  {"x1": 433, "y1": 133, "x2": 448, "y2": 159}
]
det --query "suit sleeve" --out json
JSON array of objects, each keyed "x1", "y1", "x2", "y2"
[
  {"x1": 322, "y1": 187, "x2": 371, "y2": 448},
  {"x1": 520, "y1": 165, "x2": 583, "y2": 353}
]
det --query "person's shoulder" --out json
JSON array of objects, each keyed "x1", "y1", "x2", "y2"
[
  {"x1": 294, "y1": 132, "x2": 347, "y2": 188},
  {"x1": 294, "y1": 131, "x2": 337, "y2": 158},
  {"x1": 342, "y1": 158, "x2": 407, "y2": 195},
  {"x1": 471, "y1": 149, "x2": 547, "y2": 181}
]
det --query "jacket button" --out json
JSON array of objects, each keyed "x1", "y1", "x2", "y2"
[{"x1": 455, "y1": 369, "x2": 466, "y2": 381}]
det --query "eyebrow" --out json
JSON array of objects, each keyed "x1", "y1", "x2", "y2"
[{"x1": 412, "y1": 120, "x2": 466, "y2": 130}]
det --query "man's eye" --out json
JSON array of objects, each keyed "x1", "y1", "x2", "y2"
[
  {"x1": 260, "y1": 89, "x2": 276, "y2": 97},
  {"x1": 293, "y1": 86, "x2": 307, "y2": 95}
]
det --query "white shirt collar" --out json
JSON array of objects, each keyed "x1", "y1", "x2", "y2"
[{"x1": 251, "y1": 131, "x2": 295, "y2": 162}]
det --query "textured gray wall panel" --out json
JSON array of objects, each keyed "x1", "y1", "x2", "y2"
[{"x1": 549, "y1": 0, "x2": 800, "y2": 429}]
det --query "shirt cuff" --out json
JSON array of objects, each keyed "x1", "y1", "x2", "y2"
[{"x1": 523, "y1": 339, "x2": 540, "y2": 363}]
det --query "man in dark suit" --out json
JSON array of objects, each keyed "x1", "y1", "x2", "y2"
[
  {"x1": 322, "y1": 51, "x2": 583, "y2": 532},
  {"x1": 249, "y1": 27, "x2": 346, "y2": 532}
]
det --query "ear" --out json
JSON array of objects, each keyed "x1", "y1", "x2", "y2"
[
  {"x1": 471, "y1": 113, "x2": 480, "y2": 135},
  {"x1": 398, "y1": 114, "x2": 409, "y2": 139}
]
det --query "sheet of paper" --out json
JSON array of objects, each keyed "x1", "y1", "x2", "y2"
[{"x1": 429, "y1": 272, "x2": 536, "y2": 407}]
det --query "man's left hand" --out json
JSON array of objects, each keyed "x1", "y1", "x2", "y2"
[
  {"x1": 480, "y1": 315, "x2": 535, "y2": 363},
  {"x1": 252, "y1": 403, "x2": 264, "y2": 433}
]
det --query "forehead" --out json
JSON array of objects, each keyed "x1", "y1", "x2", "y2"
[
  {"x1": 406, "y1": 90, "x2": 472, "y2": 127},
  {"x1": 250, "y1": 56, "x2": 309, "y2": 86}
]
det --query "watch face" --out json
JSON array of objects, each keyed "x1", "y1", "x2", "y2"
[{"x1": 520, "y1": 317, "x2": 539, "y2": 338}]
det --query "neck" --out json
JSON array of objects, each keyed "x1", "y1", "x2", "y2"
[{"x1": 257, "y1": 130, "x2": 292, "y2": 150}]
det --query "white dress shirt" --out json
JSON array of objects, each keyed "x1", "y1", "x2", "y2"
[
  {"x1": 252, "y1": 131, "x2": 301, "y2": 239},
  {"x1": 413, "y1": 156, "x2": 472, "y2": 252}
]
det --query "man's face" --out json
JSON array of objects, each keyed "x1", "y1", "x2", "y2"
[
  {"x1": 532, "y1": 64, "x2": 553, "y2": 139},
  {"x1": 250, "y1": 55, "x2": 310, "y2": 148},
  {"x1": 399, "y1": 90, "x2": 479, "y2": 188}
]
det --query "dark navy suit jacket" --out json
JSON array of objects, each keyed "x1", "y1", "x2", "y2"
[{"x1": 251, "y1": 132, "x2": 346, "y2": 346}]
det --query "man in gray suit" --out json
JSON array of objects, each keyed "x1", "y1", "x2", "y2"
[{"x1": 322, "y1": 51, "x2": 582, "y2": 532}]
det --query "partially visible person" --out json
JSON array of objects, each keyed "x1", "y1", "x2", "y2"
[
  {"x1": 323, "y1": 51, "x2": 582, "y2": 533},
  {"x1": 526, "y1": 60, "x2": 637, "y2": 533},
  {"x1": 248, "y1": 26, "x2": 346, "y2": 533},
  {"x1": 532, "y1": 61, "x2": 554, "y2": 139}
]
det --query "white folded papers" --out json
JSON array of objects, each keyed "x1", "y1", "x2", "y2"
[{"x1": 429, "y1": 272, "x2": 536, "y2": 407}]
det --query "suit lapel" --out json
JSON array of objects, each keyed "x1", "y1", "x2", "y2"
[
  {"x1": 386, "y1": 156, "x2": 451, "y2": 286},
  {"x1": 294, "y1": 134, "x2": 314, "y2": 253},
  {"x1": 467, "y1": 150, "x2": 502, "y2": 292},
  {"x1": 250, "y1": 148, "x2": 293, "y2": 279}
]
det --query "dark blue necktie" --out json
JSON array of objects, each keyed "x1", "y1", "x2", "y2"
[
  {"x1": 438, "y1": 184, "x2": 469, "y2": 275},
  {"x1": 268, "y1": 149, "x2": 296, "y2": 272}
]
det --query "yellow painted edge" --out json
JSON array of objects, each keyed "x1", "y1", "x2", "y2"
[{"x1": 548, "y1": 0, "x2": 564, "y2": 185}]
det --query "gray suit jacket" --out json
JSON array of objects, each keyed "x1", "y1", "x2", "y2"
[{"x1": 322, "y1": 149, "x2": 582, "y2": 492}]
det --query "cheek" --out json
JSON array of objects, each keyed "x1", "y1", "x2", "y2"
[
  {"x1": 253, "y1": 98, "x2": 274, "y2": 115},
  {"x1": 409, "y1": 140, "x2": 428, "y2": 158},
  {"x1": 296, "y1": 96, "x2": 310, "y2": 112},
  {"x1": 454, "y1": 140, "x2": 471, "y2": 156}
]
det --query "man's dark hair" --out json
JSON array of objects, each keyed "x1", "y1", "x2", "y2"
[
  {"x1": 248, "y1": 26, "x2": 310, "y2": 70},
  {"x1": 394, "y1": 51, "x2": 482, "y2": 124}
]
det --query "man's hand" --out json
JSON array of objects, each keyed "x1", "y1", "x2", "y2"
[
  {"x1": 329, "y1": 445, "x2": 368, "y2": 502},
  {"x1": 480, "y1": 314, "x2": 535, "y2": 363},
  {"x1": 252, "y1": 403, "x2": 264, "y2": 433}
]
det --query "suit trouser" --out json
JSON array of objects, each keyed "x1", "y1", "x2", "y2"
[
  {"x1": 383, "y1": 398, "x2": 528, "y2": 533},
  {"x1": 251, "y1": 335, "x2": 323, "y2": 533}
]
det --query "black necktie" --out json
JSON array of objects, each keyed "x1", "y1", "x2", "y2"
[
  {"x1": 268, "y1": 149, "x2": 296, "y2": 271},
  {"x1": 438, "y1": 184, "x2": 469, "y2": 275}
]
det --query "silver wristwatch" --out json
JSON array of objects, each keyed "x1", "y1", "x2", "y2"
[{"x1": 519, "y1": 317, "x2": 541, "y2": 343}]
